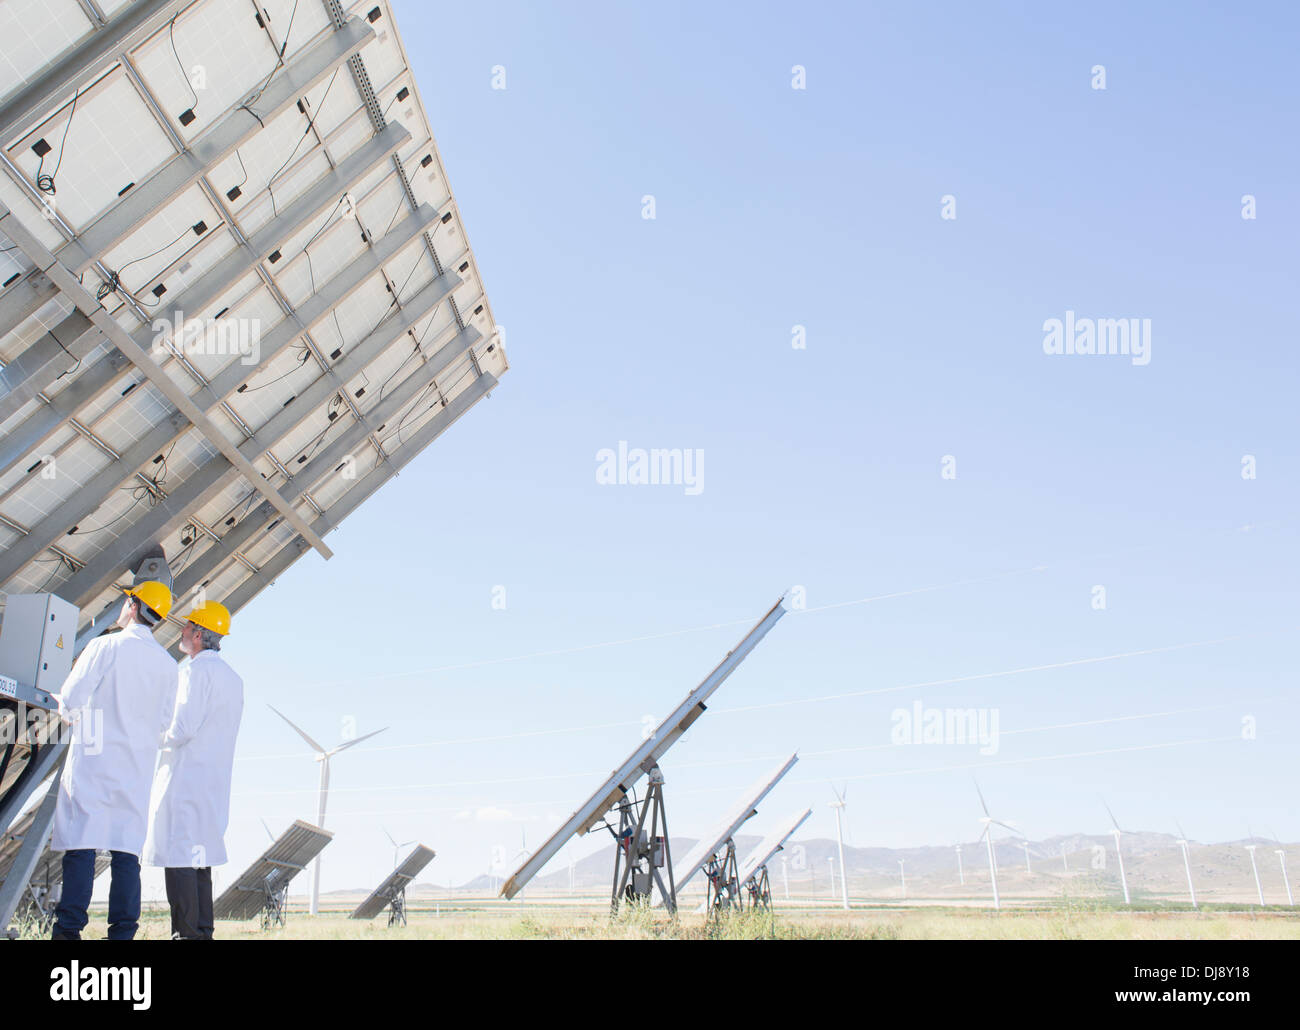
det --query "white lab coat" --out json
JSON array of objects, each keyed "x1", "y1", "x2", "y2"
[
  {"x1": 51, "y1": 623, "x2": 179, "y2": 856},
  {"x1": 143, "y1": 649, "x2": 244, "y2": 868}
]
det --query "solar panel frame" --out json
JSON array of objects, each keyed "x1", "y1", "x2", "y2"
[
  {"x1": 212, "y1": 818, "x2": 332, "y2": 921},
  {"x1": 349, "y1": 843, "x2": 435, "y2": 920},
  {"x1": 0, "y1": 0, "x2": 506, "y2": 651}
]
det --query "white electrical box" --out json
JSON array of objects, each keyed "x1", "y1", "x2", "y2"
[{"x1": 0, "y1": 593, "x2": 79, "y2": 694}]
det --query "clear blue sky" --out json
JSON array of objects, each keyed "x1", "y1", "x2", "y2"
[{"x1": 154, "y1": 0, "x2": 1299, "y2": 896}]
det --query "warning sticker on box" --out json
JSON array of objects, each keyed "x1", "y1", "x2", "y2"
[{"x1": 0, "y1": 675, "x2": 16, "y2": 699}]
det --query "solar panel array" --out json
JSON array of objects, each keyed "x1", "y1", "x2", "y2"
[
  {"x1": 0, "y1": 0, "x2": 506, "y2": 648},
  {"x1": 213, "y1": 817, "x2": 332, "y2": 920},
  {"x1": 350, "y1": 841, "x2": 433, "y2": 919}
]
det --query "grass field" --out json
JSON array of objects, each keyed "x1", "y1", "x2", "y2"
[{"x1": 31, "y1": 899, "x2": 1300, "y2": 940}]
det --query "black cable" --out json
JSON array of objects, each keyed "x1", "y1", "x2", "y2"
[
  {"x1": 231, "y1": 148, "x2": 249, "y2": 191},
  {"x1": 36, "y1": 88, "x2": 79, "y2": 194},
  {"x1": 96, "y1": 222, "x2": 195, "y2": 306},
  {"x1": 267, "y1": 67, "x2": 339, "y2": 218},
  {"x1": 169, "y1": 15, "x2": 199, "y2": 114}
]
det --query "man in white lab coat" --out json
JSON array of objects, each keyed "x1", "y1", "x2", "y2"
[
  {"x1": 144, "y1": 600, "x2": 243, "y2": 940},
  {"x1": 51, "y1": 581, "x2": 178, "y2": 941}
]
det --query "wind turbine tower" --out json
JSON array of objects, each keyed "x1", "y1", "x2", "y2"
[
  {"x1": 955, "y1": 844, "x2": 965, "y2": 886},
  {"x1": 1102, "y1": 799, "x2": 1131, "y2": 905},
  {"x1": 1021, "y1": 841, "x2": 1032, "y2": 874},
  {"x1": 270, "y1": 705, "x2": 387, "y2": 915},
  {"x1": 829, "y1": 784, "x2": 850, "y2": 910},
  {"x1": 1245, "y1": 842, "x2": 1264, "y2": 906},
  {"x1": 975, "y1": 781, "x2": 1018, "y2": 911},
  {"x1": 1276, "y1": 848, "x2": 1293, "y2": 907},
  {"x1": 1175, "y1": 822, "x2": 1197, "y2": 910}
]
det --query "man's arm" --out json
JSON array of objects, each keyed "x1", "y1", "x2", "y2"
[
  {"x1": 162, "y1": 666, "x2": 204, "y2": 750},
  {"x1": 55, "y1": 638, "x2": 105, "y2": 717}
]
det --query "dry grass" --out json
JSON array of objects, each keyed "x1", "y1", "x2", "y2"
[{"x1": 54, "y1": 899, "x2": 1298, "y2": 941}]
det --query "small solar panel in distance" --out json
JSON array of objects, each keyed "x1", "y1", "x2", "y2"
[
  {"x1": 350, "y1": 842, "x2": 435, "y2": 920},
  {"x1": 212, "y1": 818, "x2": 332, "y2": 921}
]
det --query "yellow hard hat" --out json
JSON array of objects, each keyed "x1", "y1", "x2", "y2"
[
  {"x1": 122, "y1": 580, "x2": 172, "y2": 621},
  {"x1": 185, "y1": 599, "x2": 231, "y2": 636}
]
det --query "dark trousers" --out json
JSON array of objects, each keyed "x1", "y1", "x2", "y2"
[
  {"x1": 164, "y1": 866, "x2": 214, "y2": 939},
  {"x1": 52, "y1": 849, "x2": 141, "y2": 940}
]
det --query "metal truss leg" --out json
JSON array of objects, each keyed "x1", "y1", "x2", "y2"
[
  {"x1": 0, "y1": 740, "x2": 68, "y2": 934},
  {"x1": 388, "y1": 887, "x2": 406, "y2": 928}
]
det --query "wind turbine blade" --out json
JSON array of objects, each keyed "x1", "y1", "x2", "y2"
[
  {"x1": 261, "y1": 819, "x2": 275, "y2": 842},
  {"x1": 330, "y1": 725, "x2": 389, "y2": 755},
  {"x1": 973, "y1": 778, "x2": 990, "y2": 817},
  {"x1": 978, "y1": 825, "x2": 990, "y2": 842},
  {"x1": 1176, "y1": 819, "x2": 1188, "y2": 842},
  {"x1": 268, "y1": 704, "x2": 326, "y2": 753},
  {"x1": 1102, "y1": 797, "x2": 1121, "y2": 833},
  {"x1": 992, "y1": 820, "x2": 1021, "y2": 836},
  {"x1": 384, "y1": 827, "x2": 397, "y2": 847}
]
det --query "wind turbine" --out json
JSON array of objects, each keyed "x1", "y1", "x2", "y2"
[
  {"x1": 1020, "y1": 841, "x2": 1032, "y2": 875},
  {"x1": 1174, "y1": 821, "x2": 1197, "y2": 910},
  {"x1": 955, "y1": 843, "x2": 965, "y2": 886},
  {"x1": 827, "y1": 856, "x2": 836, "y2": 901},
  {"x1": 1061, "y1": 843, "x2": 1069, "y2": 873},
  {"x1": 828, "y1": 784, "x2": 850, "y2": 910},
  {"x1": 269, "y1": 705, "x2": 387, "y2": 915},
  {"x1": 898, "y1": 858, "x2": 906, "y2": 899},
  {"x1": 1102, "y1": 798, "x2": 1131, "y2": 905},
  {"x1": 383, "y1": 827, "x2": 415, "y2": 869},
  {"x1": 974, "y1": 780, "x2": 1019, "y2": 910}
]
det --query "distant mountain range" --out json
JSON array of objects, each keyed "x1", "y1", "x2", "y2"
[{"x1": 322, "y1": 833, "x2": 1297, "y2": 906}]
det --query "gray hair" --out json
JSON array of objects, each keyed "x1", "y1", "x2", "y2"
[{"x1": 195, "y1": 625, "x2": 223, "y2": 652}]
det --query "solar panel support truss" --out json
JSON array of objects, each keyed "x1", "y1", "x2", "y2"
[
  {"x1": 745, "y1": 866, "x2": 773, "y2": 909},
  {"x1": 703, "y1": 840, "x2": 743, "y2": 914},
  {"x1": 608, "y1": 765, "x2": 677, "y2": 914}
]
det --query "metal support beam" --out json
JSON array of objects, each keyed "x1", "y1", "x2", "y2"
[
  {"x1": 0, "y1": 310, "x2": 99, "y2": 425},
  {"x1": 0, "y1": 269, "x2": 58, "y2": 334},
  {"x1": 0, "y1": 203, "x2": 335, "y2": 565},
  {"x1": 0, "y1": 744, "x2": 67, "y2": 935},
  {"x1": 0, "y1": 0, "x2": 189, "y2": 145},
  {"x1": 0, "y1": 345, "x2": 128, "y2": 476}
]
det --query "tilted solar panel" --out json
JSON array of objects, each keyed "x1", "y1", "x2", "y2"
[
  {"x1": 212, "y1": 817, "x2": 332, "y2": 920},
  {"x1": 350, "y1": 842, "x2": 434, "y2": 920},
  {"x1": 0, "y1": 0, "x2": 507, "y2": 651}
]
